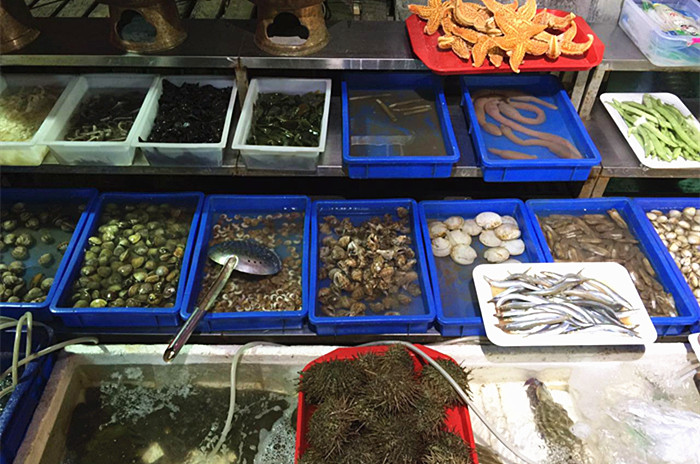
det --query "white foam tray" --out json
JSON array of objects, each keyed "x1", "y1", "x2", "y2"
[
  {"x1": 231, "y1": 78, "x2": 331, "y2": 172},
  {"x1": 0, "y1": 74, "x2": 78, "y2": 166},
  {"x1": 473, "y1": 262, "x2": 658, "y2": 347},
  {"x1": 44, "y1": 74, "x2": 158, "y2": 166},
  {"x1": 133, "y1": 75, "x2": 238, "y2": 167},
  {"x1": 600, "y1": 92, "x2": 700, "y2": 170}
]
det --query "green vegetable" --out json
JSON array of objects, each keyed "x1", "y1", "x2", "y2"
[{"x1": 611, "y1": 94, "x2": 700, "y2": 163}]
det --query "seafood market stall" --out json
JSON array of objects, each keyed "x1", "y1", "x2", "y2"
[{"x1": 1, "y1": 0, "x2": 700, "y2": 463}]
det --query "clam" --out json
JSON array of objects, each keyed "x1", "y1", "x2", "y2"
[
  {"x1": 494, "y1": 224, "x2": 521, "y2": 241},
  {"x1": 446, "y1": 229, "x2": 471, "y2": 247},
  {"x1": 431, "y1": 237, "x2": 452, "y2": 257},
  {"x1": 444, "y1": 216, "x2": 464, "y2": 230},
  {"x1": 475, "y1": 212, "x2": 502, "y2": 230},
  {"x1": 502, "y1": 239, "x2": 525, "y2": 256},
  {"x1": 450, "y1": 244, "x2": 477, "y2": 265},
  {"x1": 460, "y1": 219, "x2": 482, "y2": 236},
  {"x1": 501, "y1": 215, "x2": 518, "y2": 226},
  {"x1": 429, "y1": 221, "x2": 448, "y2": 239},
  {"x1": 484, "y1": 247, "x2": 510, "y2": 263},
  {"x1": 479, "y1": 230, "x2": 502, "y2": 247}
]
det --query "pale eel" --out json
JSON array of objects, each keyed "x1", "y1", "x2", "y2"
[
  {"x1": 484, "y1": 100, "x2": 582, "y2": 158},
  {"x1": 488, "y1": 148, "x2": 537, "y2": 160},
  {"x1": 474, "y1": 97, "x2": 503, "y2": 136},
  {"x1": 507, "y1": 95, "x2": 558, "y2": 110},
  {"x1": 498, "y1": 101, "x2": 546, "y2": 125},
  {"x1": 501, "y1": 126, "x2": 578, "y2": 159}
]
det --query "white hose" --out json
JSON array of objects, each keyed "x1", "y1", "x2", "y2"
[
  {"x1": 0, "y1": 312, "x2": 98, "y2": 401},
  {"x1": 209, "y1": 341, "x2": 281, "y2": 457}
]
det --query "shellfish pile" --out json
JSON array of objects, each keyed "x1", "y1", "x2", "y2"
[
  {"x1": 646, "y1": 207, "x2": 700, "y2": 304},
  {"x1": 316, "y1": 208, "x2": 422, "y2": 317},
  {"x1": 429, "y1": 211, "x2": 525, "y2": 265}
]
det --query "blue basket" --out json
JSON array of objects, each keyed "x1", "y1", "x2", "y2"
[
  {"x1": 342, "y1": 73, "x2": 460, "y2": 178},
  {"x1": 181, "y1": 195, "x2": 311, "y2": 332},
  {"x1": 308, "y1": 199, "x2": 435, "y2": 335},
  {"x1": 419, "y1": 200, "x2": 549, "y2": 337},
  {"x1": 460, "y1": 75, "x2": 601, "y2": 182},
  {"x1": 632, "y1": 198, "x2": 700, "y2": 329},
  {"x1": 0, "y1": 189, "x2": 97, "y2": 321},
  {"x1": 50, "y1": 192, "x2": 204, "y2": 328},
  {"x1": 526, "y1": 198, "x2": 699, "y2": 336},
  {"x1": 0, "y1": 327, "x2": 55, "y2": 464}
]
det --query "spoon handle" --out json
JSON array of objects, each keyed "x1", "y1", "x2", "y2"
[{"x1": 163, "y1": 255, "x2": 239, "y2": 363}]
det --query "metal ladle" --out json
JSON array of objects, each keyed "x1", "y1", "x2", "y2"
[{"x1": 163, "y1": 239, "x2": 282, "y2": 362}]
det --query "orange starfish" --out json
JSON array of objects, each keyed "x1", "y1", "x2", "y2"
[
  {"x1": 471, "y1": 35, "x2": 500, "y2": 67},
  {"x1": 541, "y1": 22, "x2": 593, "y2": 58},
  {"x1": 451, "y1": 0, "x2": 501, "y2": 34},
  {"x1": 533, "y1": 9, "x2": 576, "y2": 30},
  {"x1": 516, "y1": 0, "x2": 537, "y2": 21},
  {"x1": 487, "y1": 47, "x2": 506, "y2": 67},
  {"x1": 409, "y1": 0, "x2": 452, "y2": 35},
  {"x1": 442, "y1": 14, "x2": 483, "y2": 43},
  {"x1": 437, "y1": 35, "x2": 473, "y2": 60}
]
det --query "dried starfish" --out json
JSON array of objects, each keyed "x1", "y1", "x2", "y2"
[
  {"x1": 452, "y1": 0, "x2": 489, "y2": 30},
  {"x1": 437, "y1": 34, "x2": 473, "y2": 60},
  {"x1": 533, "y1": 9, "x2": 576, "y2": 30},
  {"x1": 472, "y1": 35, "x2": 501, "y2": 67},
  {"x1": 516, "y1": 0, "x2": 538, "y2": 21},
  {"x1": 487, "y1": 47, "x2": 506, "y2": 67},
  {"x1": 491, "y1": 21, "x2": 548, "y2": 71},
  {"x1": 410, "y1": 0, "x2": 452, "y2": 35}
]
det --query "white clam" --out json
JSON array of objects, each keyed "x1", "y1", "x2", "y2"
[
  {"x1": 475, "y1": 212, "x2": 502, "y2": 230},
  {"x1": 429, "y1": 221, "x2": 448, "y2": 239},
  {"x1": 460, "y1": 219, "x2": 482, "y2": 236},
  {"x1": 444, "y1": 216, "x2": 465, "y2": 230},
  {"x1": 484, "y1": 246, "x2": 510, "y2": 263},
  {"x1": 479, "y1": 230, "x2": 502, "y2": 247},
  {"x1": 502, "y1": 239, "x2": 525, "y2": 256},
  {"x1": 504, "y1": 258, "x2": 522, "y2": 264},
  {"x1": 501, "y1": 215, "x2": 518, "y2": 226},
  {"x1": 431, "y1": 237, "x2": 452, "y2": 257},
  {"x1": 450, "y1": 244, "x2": 477, "y2": 265},
  {"x1": 494, "y1": 223, "x2": 521, "y2": 241},
  {"x1": 446, "y1": 229, "x2": 472, "y2": 247}
]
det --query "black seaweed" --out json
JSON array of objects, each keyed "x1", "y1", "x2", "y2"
[
  {"x1": 147, "y1": 81, "x2": 231, "y2": 143},
  {"x1": 247, "y1": 92, "x2": 324, "y2": 147}
]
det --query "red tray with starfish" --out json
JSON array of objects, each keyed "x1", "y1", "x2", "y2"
[{"x1": 406, "y1": 9, "x2": 605, "y2": 75}]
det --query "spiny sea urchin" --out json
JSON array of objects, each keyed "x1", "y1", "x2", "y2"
[
  {"x1": 365, "y1": 413, "x2": 425, "y2": 464},
  {"x1": 298, "y1": 358, "x2": 367, "y2": 404},
  {"x1": 419, "y1": 359, "x2": 473, "y2": 407},
  {"x1": 422, "y1": 430, "x2": 473, "y2": 464},
  {"x1": 413, "y1": 393, "x2": 448, "y2": 436},
  {"x1": 306, "y1": 396, "x2": 362, "y2": 459}
]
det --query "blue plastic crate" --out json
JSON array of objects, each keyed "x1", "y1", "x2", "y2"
[
  {"x1": 50, "y1": 192, "x2": 204, "y2": 328},
  {"x1": 419, "y1": 200, "x2": 549, "y2": 337},
  {"x1": 342, "y1": 73, "x2": 460, "y2": 178},
  {"x1": 308, "y1": 199, "x2": 435, "y2": 335},
  {"x1": 0, "y1": 327, "x2": 55, "y2": 464},
  {"x1": 460, "y1": 75, "x2": 601, "y2": 182},
  {"x1": 0, "y1": 188, "x2": 97, "y2": 321},
  {"x1": 632, "y1": 198, "x2": 700, "y2": 328},
  {"x1": 526, "y1": 198, "x2": 699, "y2": 336},
  {"x1": 181, "y1": 195, "x2": 311, "y2": 332}
]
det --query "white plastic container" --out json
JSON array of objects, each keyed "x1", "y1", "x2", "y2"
[
  {"x1": 619, "y1": 0, "x2": 700, "y2": 67},
  {"x1": 45, "y1": 74, "x2": 157, "y2": 166},
  {"x1": 231, "y1": 78, "x2": 332, "y2": 172},
  {"x1": 0, "y1": 74, "x2": 78, "y2": 166},
  {"x1": 133, "y1": 75, "x2": 237, "y2": 167}
]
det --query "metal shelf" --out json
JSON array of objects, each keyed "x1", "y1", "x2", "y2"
[
  {"x1": 584, "y1": 100, "x2": 700, "y2": 179},
  {"x1": 1, "y1": 96, "x2": 481, "y2": 178},
  {"x1": 0, "y1": 18, "x2": 425, "y2": 70}
]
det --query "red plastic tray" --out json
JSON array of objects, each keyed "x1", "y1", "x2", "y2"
[
  {"x1": 294, "y1": 344, "x2": 479, "y2": 464},
  {"x1": 406, "y1": 9, "x2": 605, "y2": 75}
]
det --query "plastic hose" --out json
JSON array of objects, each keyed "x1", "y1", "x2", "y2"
[
  {"x1": 0, "y1": 312, "x2": 98, "y2": 401},
  {"x1": 209, "y1": 341, "x2": 281, "y2": 458}
]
